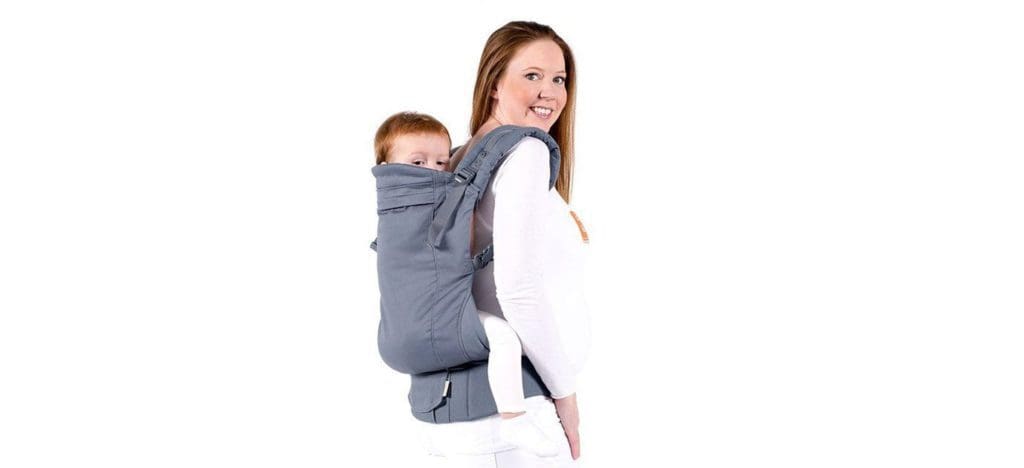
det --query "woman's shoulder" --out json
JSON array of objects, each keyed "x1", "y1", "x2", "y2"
[
  {"x1": 497, "y1": 136, "x2": 551, "y2": 177},
  {"x1": 501, "y1": 136, "x2": 552, "y2": 171},
  {"x1": 509, "y1": 135, "x2": 551, "y2": 155},
  {"x1": 489, "y1": 136, "x2": 553, "y2": 196}
]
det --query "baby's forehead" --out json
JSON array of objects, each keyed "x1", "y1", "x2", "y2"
[{"x1": 397, "y1": 131, "x2": 450, "y2": 145}]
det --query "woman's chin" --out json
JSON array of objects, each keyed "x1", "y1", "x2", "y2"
[
  {"x1": 520, "y1": 119, "x2": 555, "y2": 133},
  {"x1": 533, "y1": 117, "x2": 558, "y2": 133}
]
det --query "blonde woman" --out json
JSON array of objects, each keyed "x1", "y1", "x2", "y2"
[{"x1": 416, "y1": 21, "x2": 592, "y2": 467}]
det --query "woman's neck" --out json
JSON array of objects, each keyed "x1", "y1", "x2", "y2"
[
  {"x1": 453, "y1": 117, "x2": 503, "y2": 164},
  {"x1": 474, "y1": 116, "x2": 502, "y2": 139}
]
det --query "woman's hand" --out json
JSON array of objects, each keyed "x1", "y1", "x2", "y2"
[{"x1": 553, "y1": 393, "x2": 581, "y2": 460}]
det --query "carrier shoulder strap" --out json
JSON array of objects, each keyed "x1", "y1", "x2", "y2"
[
  {"x1": 427, "y1": 125, "x2": 561, "y2": 252},
  {"x1": 460, "y1": 125, "x2": 561, "y2": 195}
]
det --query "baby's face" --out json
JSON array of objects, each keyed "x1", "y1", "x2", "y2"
[{"x1": 386, "y1": 133, "x2": 451, "y2": 171}]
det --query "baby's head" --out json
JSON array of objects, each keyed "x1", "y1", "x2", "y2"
[{"x1": 374, "y1": 111, "x2": 452, "y2": 171}]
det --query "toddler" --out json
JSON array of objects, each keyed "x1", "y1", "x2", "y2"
[{"x1": 374, "y1": 111, "x2": 560, "y2": 457}]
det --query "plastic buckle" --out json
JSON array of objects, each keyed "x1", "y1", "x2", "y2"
[{"x1": 454, "y1": 168, "x2": 473, "y2": 184}]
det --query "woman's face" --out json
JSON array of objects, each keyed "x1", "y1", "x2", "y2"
[{"x1": 490, "y1": 39, "x2": 567, "y2": 133}]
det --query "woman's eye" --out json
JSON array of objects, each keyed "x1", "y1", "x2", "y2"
[{"x1": 527, "y1": 73, "x2": 566, "y2": 85}]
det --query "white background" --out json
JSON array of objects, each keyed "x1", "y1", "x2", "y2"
[{"x1": 2, "y1": 1, "x2": 1022, "y2": 467}]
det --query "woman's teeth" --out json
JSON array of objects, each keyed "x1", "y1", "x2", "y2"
[{"x1": 531, "y1": 106, "x2": 553, "y2": 118}]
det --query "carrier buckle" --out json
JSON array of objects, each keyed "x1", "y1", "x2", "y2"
[{"x1": 453, "y1": 168, "x2": 474, "y2": 184}]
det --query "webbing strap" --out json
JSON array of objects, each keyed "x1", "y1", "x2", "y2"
[
  {"x1": 428, "y1": 181, "x2": 469, "y2": 248},
  {"x1": 428, "y1": 156, "x2": 485, "y2": 248}
]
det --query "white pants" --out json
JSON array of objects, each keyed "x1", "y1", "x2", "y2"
[
  {"x1": 427, "y1": 448, "x2": 579, "y2": 467},
  {"x1": 477, "y1": 310, "x2": 530, "y2": 414},
  {"x1": 419, "y1": 396, "x2": 580, "y2": 467}
]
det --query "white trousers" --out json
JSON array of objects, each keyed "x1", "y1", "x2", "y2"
[
  {"x1": 477, "y1": 310, "x2": 528, "y2": 414},
  {"x1": 419, "y1": 396, "x2": 580, "y2": 467},
  {"x1": 427, "y1": 447, "x2": 579, "y2": 467}
]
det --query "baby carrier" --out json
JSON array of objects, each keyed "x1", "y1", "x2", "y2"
[{"x1": 370, "y1": 125, "x2": 561, "y2": 423}]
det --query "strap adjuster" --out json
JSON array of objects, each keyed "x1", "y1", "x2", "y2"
[{"x1": 453, "y1": 168, "x2": 474, "y2": 184}]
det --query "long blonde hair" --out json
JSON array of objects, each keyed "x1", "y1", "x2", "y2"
[{"x1": 467, "y1": 21, "x2": 577, "y2": 203}]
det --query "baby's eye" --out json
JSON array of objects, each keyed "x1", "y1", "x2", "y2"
[{"x1": 413, "y1": 161, "x2": 424, "y2": 165}]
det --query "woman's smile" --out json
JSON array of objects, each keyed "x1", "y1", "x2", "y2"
[{"x1": 530, "y1": 106, "x2": 554, "y2": 119}]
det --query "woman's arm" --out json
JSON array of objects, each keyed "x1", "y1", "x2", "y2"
[{"x1": 491, "y1": 137, "x2": 576, "y2": 399}]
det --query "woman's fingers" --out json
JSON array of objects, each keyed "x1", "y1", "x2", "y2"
[
  {"x1": 553, "y1": 394, "x2": 581, "y2": 460},
  {"x1": 563, "y1": 425, "x2": 580, "y2": 460}
]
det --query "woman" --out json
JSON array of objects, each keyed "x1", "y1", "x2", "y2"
[{"x1": 416, "y1": 21, "x2": 592, "y2": 467}]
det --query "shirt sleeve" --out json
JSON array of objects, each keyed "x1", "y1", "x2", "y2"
[{"x1": 491, "y1": 137, "x2": 577, "y2": 399}]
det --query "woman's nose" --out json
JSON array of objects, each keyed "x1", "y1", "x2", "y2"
[{"x1": 539, "y1": 80, "x2": 557, "y2": 98}]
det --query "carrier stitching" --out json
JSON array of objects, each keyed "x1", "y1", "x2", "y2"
[
  {"x1": 377, "y1": 181, "x2": 432, "y2": 193},
  {"x1": 455, "y1": 187, "x2": 482, "y2": 363},
  {"x1": 456, "y1": 288, "x2": 474, "y2": 362},
  {"x1": 427, "y1": 180, "x2": 445, "y2": 370}
]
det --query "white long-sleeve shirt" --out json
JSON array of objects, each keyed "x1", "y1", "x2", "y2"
[
  {"x1": 472, "y1": 136, "x2": 591, "y2": 398},
  {"x1": 415, "y1": 136, "x2": 592, "y2": 454}
]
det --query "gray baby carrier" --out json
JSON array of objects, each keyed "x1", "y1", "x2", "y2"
[{"x1": 370, "y1": 125, "x2": 561, "y2": 423}]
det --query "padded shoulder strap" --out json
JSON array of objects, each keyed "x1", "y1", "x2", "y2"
[
  {"x1": 454, "y1": 125, "x2": 561, "y2": 197},
  {"x1": 428, "y1": 126, "x2": 561, "y2": 248}
]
